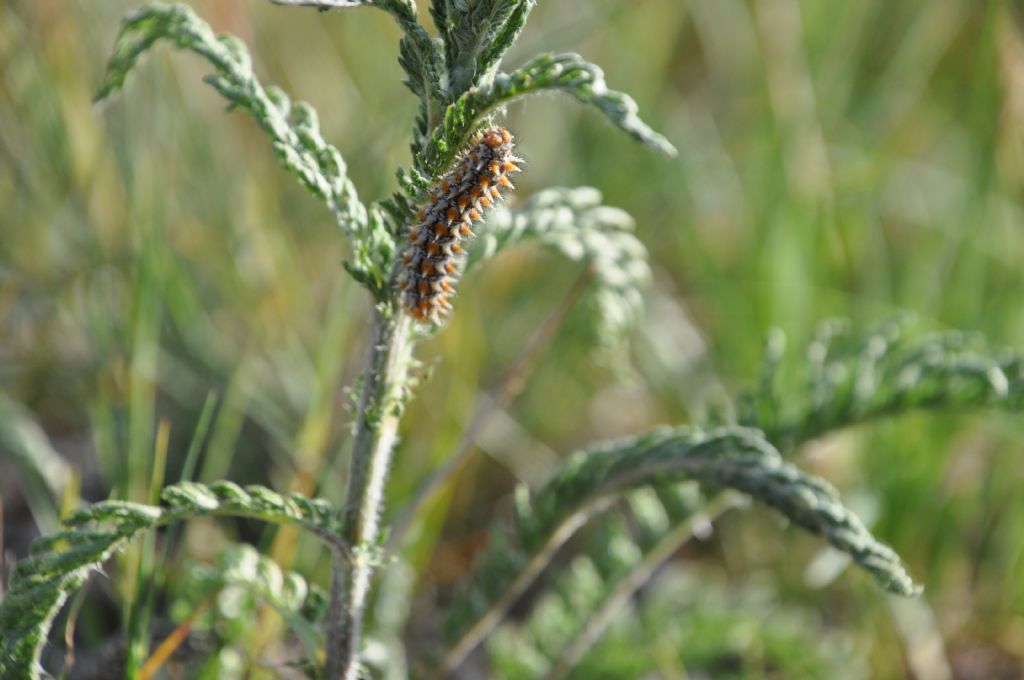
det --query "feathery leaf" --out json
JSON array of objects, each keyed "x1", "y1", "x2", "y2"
[
  {"x1": 740, "y1": 319, "x2": 1024, "y2": 452},
  {"x1": 178, "y1": 543, "x2": 327, "y2": 657},
  {"x1": 473, "y1": 187, "x2": 651, "y2": 363},
  {"x1": 0, "y1": 481, "x2": 342, "y2": 678},
  {"x1": 440, "y1": 0, "x2": 537, "y2": 95},
  {"x1": 94, "y1": 3, "x2": 380, "y2": 259},
  {"x1": 421, "y1": 52, "x2": 676, "y2": 177},
  {"x1": 509, "y1": 323, "x2": 1024, "y2": 675},
  {"x1": 440, "y1": 426, "x2": 917, "y2": 674}
]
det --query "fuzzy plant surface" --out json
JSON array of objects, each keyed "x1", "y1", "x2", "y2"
[{"x1": 2, "y1": 2, "x2": 1024, "y2": 680}]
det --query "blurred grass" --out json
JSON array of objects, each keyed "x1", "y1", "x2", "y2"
[{"x1": 2, "y1": 0, "x2": 1024, "y2": 677}]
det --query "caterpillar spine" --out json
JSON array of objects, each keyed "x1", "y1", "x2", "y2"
[{"x1": 399, "y1": 126, "x2": 522, "y2": 323}]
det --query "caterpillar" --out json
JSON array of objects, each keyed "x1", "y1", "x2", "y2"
[{"x1": 399, "y1": 126, "x2": 522, "y2": 323}]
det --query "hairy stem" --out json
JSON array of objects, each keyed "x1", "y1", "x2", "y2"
[
  {"x1": 325, "y1": 555, "x2": 347, "y2": 679},
  {"x1": 326, "y1": 307, "x2": 413, "y2": 680}
]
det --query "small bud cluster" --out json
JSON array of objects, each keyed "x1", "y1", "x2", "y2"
[{"x1": 399, "y1": 126, "x2": 522, "y2": 323}]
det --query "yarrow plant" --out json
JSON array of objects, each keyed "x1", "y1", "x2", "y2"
[{"x1": 1, "y1": 2, "x2": 1023, "y2": 679}]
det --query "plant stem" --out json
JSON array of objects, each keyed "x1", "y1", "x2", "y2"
[{"x1": 326, "y1": 306, "x2": 414, "y2": 680}]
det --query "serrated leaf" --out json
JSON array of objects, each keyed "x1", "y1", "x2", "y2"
[
  {"x1": 422, "y1": 52, "x2": 676, "y2": 177},
  {"x1": 94, "y1": 2, "x2": 398, "y2": 293},
  {"x1": 740, "y1": 319, "x2": 1024, "y2": 452},
  {"x1": 441, "y1": 426, "x2": 919, "y2": 674},
  {"x1": 472, "y1": 187, "x2": 651, "y2": 366},
  {"x1": 0, "y1": 482, "x2": 342, "y2": 678}
]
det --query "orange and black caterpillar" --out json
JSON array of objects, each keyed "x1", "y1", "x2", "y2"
[{"x1": 399, "y1": 126, "x2": 522, "y2": 323}]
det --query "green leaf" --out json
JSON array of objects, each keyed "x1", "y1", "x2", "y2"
[
  {"x1": 421, "y1": 52, "x2": 677, "y2": 177},
  {"x1": 495, "y1": 323, "x2": 1024, "y2": 677},
  {"x1": 473, "y1": 187, "x2": 651, "y2": 365},
  {"x1": 490, "y1": 569, "x2": 869, "y2": 680},
  {"x1": 95, "y1": 2, "x2": 369, "y2": 240},
  {"x1": 740, "y1": 319, "x2": 1024, "y2": 452},
  {"x1": 440, "y1": 426, "x2": 918, "y2": 674},
  {"x1": 178, "y1": 544, "x2": 327, "y2": 657},
  {"x1": 0, "y1": 481, "x2": 343, "y2": 679},
  {"x1": 439, "y1": 0, "x2": 538, "y2": 95},
  {"x1": 473, "y1": 1, "x2": 536, "y2": 88},
  {"x1": 398, "y1": 30, "x2": 446, "y2": 125}
]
